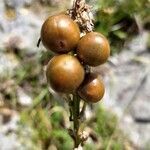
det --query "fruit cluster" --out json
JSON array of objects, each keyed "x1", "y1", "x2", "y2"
[{"x1": 40, "y1": 13, "x2": 110, "y2": 103}]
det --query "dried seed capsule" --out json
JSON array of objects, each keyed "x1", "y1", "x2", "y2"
[
  {"x1": 78, "y1": 73, "x2": 105, "y2": 103},
  {"x1": 41, "y1": 14, "x2": 80, "y2": 54},
  {"x1": 46, "y1": 54, "x2": 85, "y2": 93},
  {"x1": 77, "y1": 32, "x2": 110, "y2": 66}
]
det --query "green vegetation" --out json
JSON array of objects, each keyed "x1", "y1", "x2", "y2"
[
  {"x1": 95, "y1": 0, "x2": 150, "y2": 54},
  {"x1": 19, "y1": 104, "x2": 132, "y2": 149},
  {"x1": 20, "y1": 106, "x2": 73, "y2": 149}
]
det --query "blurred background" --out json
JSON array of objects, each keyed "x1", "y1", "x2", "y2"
[{"x1": 0, "y1": 0, "x2": 150, "y2": 149}]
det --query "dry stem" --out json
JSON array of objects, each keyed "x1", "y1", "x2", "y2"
[
  {"x1": 68, "y1": 0, "x2": 94, "y2": 149},
  {"x1": 72, "y1": 94, "x2": 81, "y2": 148}
]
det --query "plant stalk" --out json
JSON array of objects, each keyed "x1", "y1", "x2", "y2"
[{"x1": 72, "y1": 94, "x2": 81, "y2": 148}]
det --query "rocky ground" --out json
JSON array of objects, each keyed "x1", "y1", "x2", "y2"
[
  {"x1": 0, "y1": 0, "x2": 150, "y2": 149},
  {"x1": 95, "y1": 31, "x2": 150, "y2": 149}
]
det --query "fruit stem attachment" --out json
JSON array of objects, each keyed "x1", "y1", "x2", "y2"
[
  {"x1": 72, "y1": 93, "x2": 81, "y2": 148},
  {"x1": 37, "y1": 38, "x2": 41, "y2": 47}
]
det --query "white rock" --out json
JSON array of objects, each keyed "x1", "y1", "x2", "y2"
[
  {"x1": 17, "y1": 87, "x2": 32, "y2": 106},
  {"x1": 101, "y1": 31, "x2": 150, "y2": 149},
  {"x1": 0, "y1": 53, "x2": 19, "y2": 79}
]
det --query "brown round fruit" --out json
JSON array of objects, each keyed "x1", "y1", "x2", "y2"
[
  {"x1": 41, "y1": 14, "x2": 80, "y2": 54},
  {"x1": 46, "y1": 54, "x2": 85, "y2": 93},
  {"x1": 77, "y1": 32, "x2": 110, "y2": 66},
  {"x1": 78, "y1": 73, "x2": 105, "y2": 103}
]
